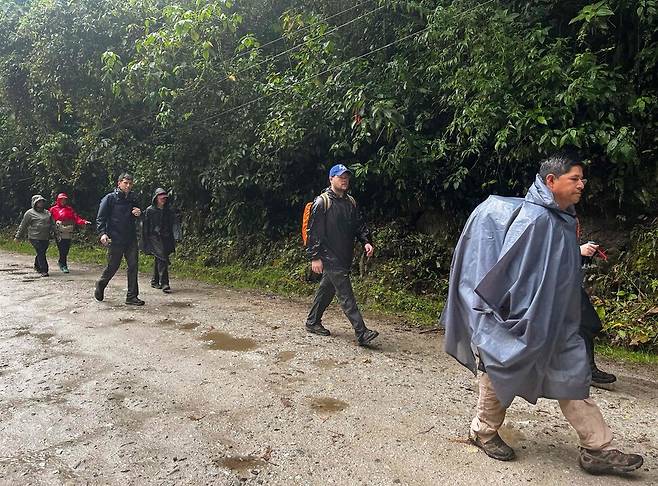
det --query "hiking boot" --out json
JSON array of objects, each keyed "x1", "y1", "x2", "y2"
[
  {"x1": 94, "y1": 283, "x2": 105, "y2": 301},
  {"x1": 62, "y1": 265, "x2": 69, "y2": 273},
  {"x1": 59, "y1": 262, "x2": 65, "y2": 272},
  {"x1": 306, "y1": 323, "x2": 331, "y2": 336},
  {"x1": 126, "y1": 297, "x2": 145, "y2": 306},
  {"x1": 469, "y1": 432, "x2": 516, "y2": 461},
  {"x1": 39, "y1": 272, "x2": 49, "y2": 277},
  {"x1": 579, "y1": 448, "x2": 643, "y2": 475},
  {"x1": 162, "y1": 285, "x2": 172, "y2": 293},
  {"x1": 591, "y1": 367, "x2": 617, "y2": 385},
  {"x1": 357, "y1": 329, "x2": 379, "y2": 346},
  {"x1": 151, "y1": 282, "x2": 162, "y2": 289}
]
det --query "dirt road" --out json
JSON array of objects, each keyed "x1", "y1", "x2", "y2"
[{"x1": 0, "y1": 250, "x2": 656, "y2": 485}]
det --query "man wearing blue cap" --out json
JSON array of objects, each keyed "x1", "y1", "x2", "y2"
[{"x1": 304, "y1": 164, "x2": 379, "y2": 346}]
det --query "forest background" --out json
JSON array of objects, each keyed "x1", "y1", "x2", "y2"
[{"x1": 0, "y1": 0, "x2": 657, "y2": 352}]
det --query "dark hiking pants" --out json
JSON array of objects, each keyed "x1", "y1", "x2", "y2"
[
  {"x1": 151, "y1": 257, "x2": 169, "y2": 287},
  {"x1": 305, "y1": 269, "x2": 367, "y2": 335},
  {"x1": 97, "y1": 240, "x2": 139, "y2": 298},
  {"x1": 580, "y1": 287, "x2": 603, "y2": 367},
  {"x1": 57, "y1": 238, "x2": 72, "y2": 267},
  {"x1": 30, "y1": 239, "x2": 49, "y2": 273}
]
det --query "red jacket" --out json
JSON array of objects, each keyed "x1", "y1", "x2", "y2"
[{"x1": 49, "y1": 193, "x2": 89, "y2": 225}]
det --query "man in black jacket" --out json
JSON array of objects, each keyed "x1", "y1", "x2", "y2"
[
  {"x1": 304, "y1": 164, "x2": 379, "y2": 346},
  {"x1": 94, "y1": 173, "x2": 144, "y2": 305}
]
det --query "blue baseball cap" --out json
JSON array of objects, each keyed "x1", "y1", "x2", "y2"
[{"x1": 329, "y1": 164, "x2": 352, "y2": 177}]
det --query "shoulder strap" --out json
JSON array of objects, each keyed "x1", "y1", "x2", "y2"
[{"x1": 320, "y1": 192, "x2": 331, "y2": 212}]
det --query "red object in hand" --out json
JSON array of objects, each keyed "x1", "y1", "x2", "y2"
[{"x1": 593, "y1": 246, "x2": 608, "y2": 261}]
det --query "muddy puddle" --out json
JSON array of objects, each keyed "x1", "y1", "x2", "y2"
[
  {"x1": 309, "y1": 397, "x2": 349, "y2": 414},
  {"x1": 313, "y1": 358, "x2": 346, "y2": 369},
  {"x1": 179, "y1": 322, "x2": 200, "y2": 331},
  {"x1": 215, "y1": 455, "x2": 267, "y2": 473},
  {"x1": 277, "y1": 351, "x2": 296, "y2": 362},
  {"x1": 198, "y1": 331, "x2": 258, "y2": 351},
  {"x1": 11, "y1": 330, "x2": 55, "y2": 342},
  {"x1": 156, "y1": 318, "x2": 177, "y2": 326},
  {"x1": 33, "y1": 332, "x2": 55, "y2": 342}
]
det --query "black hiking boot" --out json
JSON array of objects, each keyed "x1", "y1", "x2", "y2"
[
  {"x1": 94, "y1": 283, "x2": 104, "y2": 302},
  {"x1": 306, "y1": 323, "x2": 331, "y2": 336},
  {"x1": 125, "y1": 297, "x2": 145, "y2": 306},
  {"x1": 162, "y1": 285, "x2": 172, "y2": 293},
  {"x1": 579, "y1": 448, "x2": 643, "y2": 475},
  {"x1": 469, "y1": 432, "x2": 516, "y2": 461},
  {"x1": 591, "y1": 366, "x2": 617, "y2": 385},
  {"x1": 151, "y1": 282, "x2": 162, "y2": 289},
  {"x1": 357, "y1": 329, "x2": 379, "y2": 346}
]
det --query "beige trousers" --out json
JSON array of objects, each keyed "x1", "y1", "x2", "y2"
[{"x1": 471, "y1": 373, "x2": 613, "y2": 450}]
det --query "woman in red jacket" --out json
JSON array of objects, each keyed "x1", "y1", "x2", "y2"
[{"x1": 49, "y1": 193, "x2": 91, "y2": 273}]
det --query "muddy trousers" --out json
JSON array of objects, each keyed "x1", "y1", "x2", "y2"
[
  {"x1": 97, "y1": 241, "x2": 139, "y2": 299},
  {"x1": 471, "y1": 373, "x2": 613, "y2": 450},
  {"x1": 151, "y1": 257, "x2": 169, "y2": 287},
  {"x1": 56, "y1": 238, "x2": 71, "y2": 267},
  {"x1": 29, "y1": 239, "x2": 49, "y2": 273},
  {"x1": 305, "y1": 269, "x2": 367, "y2": 335}
]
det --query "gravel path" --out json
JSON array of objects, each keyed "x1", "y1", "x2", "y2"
[{"x1": 0, "y1": 250, "x2": 656, "y2": 485}]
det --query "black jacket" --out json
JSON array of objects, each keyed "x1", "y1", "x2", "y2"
[
  {"x1": 306, "y1": 188, "x2": 372, "y2": 271},
  {"x1": 143, "y1": 188, "x2": 176, "y2": 258},
  {"x1": 96, "y1": 188, "x2": 140, "y2": 245}
]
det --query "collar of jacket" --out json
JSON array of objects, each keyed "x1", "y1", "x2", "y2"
[{"x1": 324, "y1": 187, "x2": 351, "y2": 200}]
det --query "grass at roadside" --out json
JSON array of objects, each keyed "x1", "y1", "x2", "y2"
[
  {"x1": 2, "y1": 235, "x2": 655, "y2": 364},
  {"x1": 595, "y1": 343, "x2": 658, "y2": 365},
  {"x1": 0, "y1": 235, "x2": 442, "y2": 326}
]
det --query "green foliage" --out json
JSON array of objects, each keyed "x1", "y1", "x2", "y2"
[
  {"x1": 588, "y1": 219, "x2": 658, "y2": 351},
  {"x1": 1, "y1": 0, "x2": 657, "y2": 349}
]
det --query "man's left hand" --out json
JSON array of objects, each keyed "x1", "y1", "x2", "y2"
[
  {"x1": 580, "y1": 242, "x2": 598, "y2": 257},
  {"x1": 132, "y1": 207, "x2": 141, "y2": 217},
  {"x1": 364, "y1": 243, "x2": 374, "y2": 257}
]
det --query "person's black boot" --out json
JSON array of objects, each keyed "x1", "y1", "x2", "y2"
[
  {"x1": 357, "y1": 329, "x2": 379, "y2": 346},
  {"x1": 306, "y1": 323, "x2": 331, "y2": 336},
  {"x1": 162, "y1": 285, "x2": 172, "y2": 293},
  {"x1": 591, "y1": 365, "x2": 617, "y2": 385},
  {"x1": 151, "y1": 281, "x2": 162, "y2": 289},
  {"x1": 126, "y1": 297, "x2": 145, "y2": 306},
  {"x1": 94, "y1": 283, "x2": 105, "y2": 302}
]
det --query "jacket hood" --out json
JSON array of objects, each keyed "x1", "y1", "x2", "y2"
[
  {"x1": 152, "y1": 187, "x2": 168, "y2": 205},
  {"x1": 56, "y1": 193, "x2": 69, "y2": 207},
  {"x1": 31, "y1": 194, "x2": 47, "y2": 210},
  {"x1": 525, "y1": 174, "x2": 576, "y2": 217}
]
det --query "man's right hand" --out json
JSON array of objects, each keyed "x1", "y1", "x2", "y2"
[
  {"x1": 311, "y1": 259, "x2": 323, "y2": 274},
  {"x1": 100, "y1": 234, "x2": 110, "y2": 246}
]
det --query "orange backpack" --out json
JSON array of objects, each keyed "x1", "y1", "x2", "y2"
[{"x1": 301, "y1": 193, "x2": 355, "y2": 246}]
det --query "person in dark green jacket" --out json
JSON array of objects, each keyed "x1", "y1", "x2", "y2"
[{"x1": 14, "y1": 194, "x2": 55, "y2": 276}]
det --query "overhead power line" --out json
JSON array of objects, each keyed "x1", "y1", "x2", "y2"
[
  {"x1": 229, "y1": 0, "x2": 377, "y2": 62},
  {"x1": 186, "y1": 0, "x2": 496, "y2": 127}
]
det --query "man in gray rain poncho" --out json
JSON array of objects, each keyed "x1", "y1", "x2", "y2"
[{"x1": 441, "y1": 154, "x2": 643, "y2": 475}]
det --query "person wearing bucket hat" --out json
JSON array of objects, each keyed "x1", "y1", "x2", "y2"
[
  {"x1": 304, "y1": 163, "x2": 379, "y2": 346},
  {"x1": 143, "y1": 188, "x2": 177, "y2": 293},
  {"x1": 14, "y1": 194, "x2": 55, "y2": 277},
  {"x1": 49, "y1": 193, "x2": 91, "y2": 273}
]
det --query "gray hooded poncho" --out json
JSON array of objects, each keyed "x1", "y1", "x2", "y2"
[{"x1": 441, "y1": 175, "x2": 589, "y2": 408}]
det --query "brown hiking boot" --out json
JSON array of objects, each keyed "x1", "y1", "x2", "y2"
[
  {"x1": 579, "y1": 448, "x2": 643, "y2": 475},
  {"x1": 468, "y1": 432, "x2": 516, "y2": 461}
]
